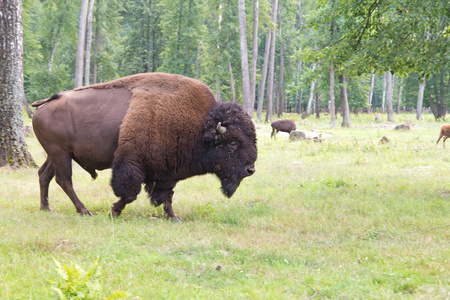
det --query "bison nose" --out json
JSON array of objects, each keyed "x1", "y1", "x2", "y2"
[{"x1": 246, "y1": 166, "x2": 255, "y2": 176}]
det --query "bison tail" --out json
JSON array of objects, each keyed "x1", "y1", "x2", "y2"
[{"x1": 31, "y1": 93, "x2": 62, "y2": 107}]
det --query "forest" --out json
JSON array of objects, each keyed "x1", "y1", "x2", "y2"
[{"x1": 21, "y1": 0, "x2": 449, "y2": 125}]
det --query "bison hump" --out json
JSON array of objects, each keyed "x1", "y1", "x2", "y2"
[{"x1": 31, "y1": 93, "x2": 62, "y2": 107}]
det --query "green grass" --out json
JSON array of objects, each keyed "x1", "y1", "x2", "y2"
[{"x1": 0, "y1": 112, "x2": 449, "y2": 299}]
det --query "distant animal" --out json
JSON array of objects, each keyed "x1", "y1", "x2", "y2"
[
  {"x1": 31, "y1": 73, "x2": 257, "y2": 221},
  {"x1": 289, "y1": 130, "x2": 306, "y2": 141},
  {"x1": 436, "y1": 124, "x2": 450, "y2": 148},
  {"x1": 379, "y1": 136, "x2": 390, "y2": 144},
  {"x1": 394, "y1": 124, "x2": 410, "y2": 130},
  {"x1": 271, "y1": 119, "x2": 296, "y2": 138}
]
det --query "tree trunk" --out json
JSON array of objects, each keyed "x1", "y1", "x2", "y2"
[
  {"x1": 437, "y1": 71, "x2": 447, "y2": 119},
  {"x1": 339, "y1": 75, "x2": 351, "y2": 127},
  {"x1": 306, "y1": 68, "x2": 315, "y2": 116},
  {"x1": 386, "y1": 70, "x2": 394, "y2": 122},
  {"x1": 277, "y1": 1, "x2": 283, "y2": 117},
  {"x1": 84, "y1": 0, "x2": 95, "y2": 86},
  {"x1": 0, "y1": 0, "x2": 36, "y2": 167},
  {"x1": 75, "y1": 0, "x2": 89, "y2": 88},
  {"x1": 381, "y1": 73, "x2": 386, "y2": 113},
  {"x1": 298, "y1": 90, "x2": 303, "y2": 114},
  {"x1": 257, "y1": 31, "x2": 271, "y2": 122},
  {"x1": 367, "y1": 71, "x2": 375, "y2": 114},
  {"x1": 329, "y1": 64, "x2": 336, "y2": 127},
  {"x1": 294, "y1": 59, "x2": 301, "y2": 114},
  {"x1": 238, "y1": 0, "x2": 252, "y2": 116},
  {"x1": 184, "y1": 0, "x2": 192, "y2": 76},
  {"x1": 93, "y1": 22, "x2": 99, "y2": 84},
  {"x1": 396, "y1": 77, "x2": 403, "y2": 114},
  {"x1": 196, "y1": 42, "x2": 202, "y2": 80},
  {"x1": 431, "y1": 72, "x2": 447, "y2": 120},
  {"x1": 176, "y1": 0, "x2": 183, "y2": 70},
  {"x1": 265, "y1": 0, "x2": 278, "y2": 123},
  {"x1": 250, "y1": 0, "x2": 259, "y2": 111},
  {"x1": 226, "y1": 30, "x2": 235, "y2": 102},
  {"x1": 416, "y1": 78, "x2": 426, "y2": 120},
  {"x1": 315, "y1": 80, "x2": 319, "y2": 118}
]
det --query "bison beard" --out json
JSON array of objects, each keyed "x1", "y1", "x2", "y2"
[{"x1": 31, "y1": 73, "x2": 257, "y2": 221}]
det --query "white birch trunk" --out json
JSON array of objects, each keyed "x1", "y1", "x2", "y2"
[
  {"x1": 368, "y1": 71, "x2": 375, "y2": 114},
  {"x1": 396, "y1": 77, "x2": 403, "y2": 114},
  {"x1": 0, "y1": 0, "x2": 36, "y2": 167},
  {"x1": 257, "y1": 31, "x2": 271, "y2": 122},
  {"x1": 416, "y1": 78, "x2": 426, "y2": 120},
  {"x1": 75, "y1": 0, "x2": 89, "y2": 88},
  {"x1": 265, "y1": 0, "x2": 278, "y2": 122},
  {"x1": 238, "y1": 0, "x2": 252, "y2": 115},
  {"x1": 330, "y1": 64, "x2": 336, "y2": 127},
  {"x1": 340, "y1": 75, "x2": 351, "y2": 127},
  {"x1": 382, "y1": 73, "x2": 386, "y2": 113},
  {"x1": 250, "y1": 0, "x2": 259, "y2": 110},
  {"x1": 84, "y1": 0, "x2": 95, "y2": 86},
  {"x1": 386, "y1": 70, "x2": 394, "y2": 122}
]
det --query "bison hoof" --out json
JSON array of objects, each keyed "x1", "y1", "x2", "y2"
[
  {"x1": 40, "y1": 206, "x2": 55, "y2": 213},
  {"x1": 171, "y1": 217, "x2": 183, "y2": 223},
  {"x1": 110, "y1": 205, "x2": 124, "y2": 217},
  {"x1": 77, "y1": 208, "x2": 93, "y2": 216}
]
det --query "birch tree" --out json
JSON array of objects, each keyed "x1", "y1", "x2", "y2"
[
  {"x1": 339, "y1": 75, "x2": 350, "y2": 127},
  {"x1": 367, "y1": 71, "x2": 375, "y2": 114},
  {"x1": 265, "y1": 0, "x2": 278, "y2": 122},
  {"x1": 257, "y1": 32, "x2": 271, "y2": 122},
  {"x1": 75, "y1": 0, "x2": 89, "y2": 88},
  {"x1": 416, "y1": 78, "x2": 426, "y2": 120},
  {"x1": 0, "y1": 0, "x2": 36, "y2": 167},
  {"x1": 84, "y1": 0, "x2": 95, "y2": 86},
  {"x1": 386, "y1": 70, "x2": 394, "y2": 122},
  {"x1": 249, "y1": 0, "x2": 259, "y2": 111},
  {"x1": 238, "y1": 0, "x2": 252, "y2": 115},
  {"x1": 396, "y1": 77, "x2": 403, "y2": 114},
  {"x1": 329, "y1": 64, "x2": 336, "y2": 127}
]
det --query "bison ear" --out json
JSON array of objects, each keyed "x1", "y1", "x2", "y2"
[{"x1": 216, "y1": 122, "x2": 227, "y2": 135}]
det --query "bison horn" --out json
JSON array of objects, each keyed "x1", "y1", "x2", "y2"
[{"x1": 216, "y1": 122, "x2": 227, "y2": 135}]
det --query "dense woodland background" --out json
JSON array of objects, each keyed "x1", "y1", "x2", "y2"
[{"x1": 22, "y1": 0, "x2": 449, "y2": 123}]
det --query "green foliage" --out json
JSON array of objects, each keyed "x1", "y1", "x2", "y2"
[
  {"x1": 51, "y1": 258, "x2": 102, "y2": 299},
  {"x1": 50, "y1": 258, "x2": 129, "y2": 299},
  {"x1": 20, "y1": 0, "x2": 449, "y2": 115},
  {"x1": 305, "y1": 0, "x2": 449, "y2": 77}
]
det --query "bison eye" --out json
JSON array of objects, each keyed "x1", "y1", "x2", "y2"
[{"x1": 227, "y1": 141, "x2": 238, "y2": 153}]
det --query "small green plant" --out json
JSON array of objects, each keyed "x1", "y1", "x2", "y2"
[
  {"x1": 322, "y1": 177, "x2": 353, "y2": 188},
  {"x1": 49, "y1": 258, "x2": 129, "y2": 300},
  {"x1": 50, "y1": 258, "x2": 102, "y2": 299}
]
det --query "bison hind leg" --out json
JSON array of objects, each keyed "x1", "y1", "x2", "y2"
[
  {"x1": 38, "y1": 157, "x2": 55, "y2": 212},
  {"x1": 147, "y1": 183, "x2": 183, "y2": 222}
]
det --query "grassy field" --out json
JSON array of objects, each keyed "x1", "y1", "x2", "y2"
[{"x1": 0, "y1": 112, "x2": 449, "y2": 299}]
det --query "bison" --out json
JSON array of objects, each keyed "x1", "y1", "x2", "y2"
[
  {"x1": 271, "y1": 119, "x2": 296, "y2": 138},
  {"x1": 436, "y1": 124, "x2": 450, "y2": 148},
  {"x1": 31, "y1": 73, "x2": 257, "y2": 221}
]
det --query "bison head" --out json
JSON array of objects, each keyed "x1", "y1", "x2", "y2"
[{"x1": 202, "y1": 102, "x2": 257, "y2": 198}]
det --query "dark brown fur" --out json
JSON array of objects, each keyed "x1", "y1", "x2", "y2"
[
  {"x1": 32, "y1": 73, "x2": 257, "y2": 220},
  {"x1": 436, "y1": 124, "x2": 450, "y2": 148},
  {"x1": 271, "y1": 119, "x2": 296, "y2": 138}
]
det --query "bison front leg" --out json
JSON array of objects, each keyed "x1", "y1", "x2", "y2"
[
  {"x1": 110, "y1": 161, "x2": 144, "y2": 217},
  {"x1": 148, "y1": 184, "x2": 183, "y2": 222}
]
